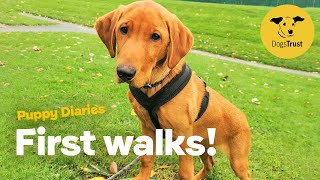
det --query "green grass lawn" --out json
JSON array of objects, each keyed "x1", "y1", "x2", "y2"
[
  {"x1": 0, "y1": 0, "x2": 53, "y2": 26},
  {"x1": 0, "y1": 0, "x2": 319, "y2": 72},
  {"x1": 0, "y1": 32, "x2": 319, "y2": 179}
]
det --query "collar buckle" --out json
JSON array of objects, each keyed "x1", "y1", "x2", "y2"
[
  {"x1": 142, "y1": 72, "x2": 170, "y2": 89},
  {"x1": 143, "y1": 84, "x2": 153, "y2": 89}
]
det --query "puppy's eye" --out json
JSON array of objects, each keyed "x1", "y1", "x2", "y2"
[
  {"x1": 151, "y1": 33, "x2": 160, "y2": 41},
  {"x1": 120, "y1": 27, "x2": 128, "y2": 34},
  {"x1": 292, "y1": 23, "x2": 295, "y2": 26},
  {"x1": 283, "y1": 23, "x2": 286, "y2": 26}
]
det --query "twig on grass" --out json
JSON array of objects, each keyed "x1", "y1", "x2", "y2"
[{"x1": 106, "y1": 156, "x2": 140, "y2": 180}]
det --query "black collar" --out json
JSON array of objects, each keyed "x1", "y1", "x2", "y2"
[{"x1": 142, "y1": 71, "x2": 170, "y2": 89}]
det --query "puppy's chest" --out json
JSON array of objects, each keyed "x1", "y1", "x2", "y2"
[{"x1": 131, "y1": 96, "x2": 195, "y2": 130}]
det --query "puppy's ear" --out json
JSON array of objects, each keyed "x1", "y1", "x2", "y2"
[
  {"x1": 166, "y1": 15, "x2": 194, "y2": 69},
  {"x1": 95, "y1": 7, "x2": 123, "y2": 58},
  {"x1": 293, "y1": 16, "x2": 304, "y2": 23},
  {"x1": 270, "y1": 17, "x2": 283, "y2": 24}
]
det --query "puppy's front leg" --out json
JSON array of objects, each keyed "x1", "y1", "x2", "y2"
[
  {"x1": 179, "y1": 133, "x2": 195, "y2": 180},
  {"x1": 135, "y1": 124, "x2": 155, "y2": 180}
]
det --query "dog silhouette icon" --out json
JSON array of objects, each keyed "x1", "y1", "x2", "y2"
[{"x1": 271, "y1": 16, "x2": 304, "y2": 38}]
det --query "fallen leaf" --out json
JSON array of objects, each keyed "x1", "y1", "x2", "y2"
[
  {"x1": 89, "y1": 177, "x2": 105, "y2": 180},
  {"x1": 294, "y1": 90, "x2": 299, "y2": 93},
  {"x1": 251, "y1": 98, "x2": 260, "y2": 105},
  {"x1": 217, "y1": 73, "x2": 223, "y2": 77},
  {"x1": 109, "y1": 162, "x2": 118, "y2": 174},
  {"x1": 88, "y1": 57, "x2": 94, "y2": 63},
  {"x1": 37, "y1": 67, "x2": 44, "y2": 72},
  {"x1": 0, "y1": 61, "x2": 5, "y2": 67},
  {"x1": 40, "y1": 95, "x2": 49, "y2": 99},
  {"x1": 64, "y1": 66, "x2": 73, "y2": 70},
  {"x1": 96, "y1": 73, "x2": 103, "y2": 77},
  {"x1": 3, "y1": 83, "x2": 10, "y2": 87},
  {"x1": 159, "y1": 165, "x2": 174, "y2": 169},
  {"x1": 89, "y1": 53, "x2": 95, "y2": 57},
  {"x1": 79, "y1": 68, "x2": 84, "y2": 72},
  {"x1": 150, "y1": 170, "x2": 158, "y2": 177},
  {"x1": 81, "y1": 167, "x2": 92, "y2": 173},
  {"x1": 33, "y1": 46, "x2": 41, "y2": 51},
  {"x1": 131, "y1": 109, "x2": 137, "y2": 116},
  {"x1": 219, "y1": 84, "x2": 224, "y2": 88}
]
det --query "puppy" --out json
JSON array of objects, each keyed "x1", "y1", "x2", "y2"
[
  {"x1": 271, "y1": 16, "x2": 304, "y2": 38},
  {"x1": 96, "y1": 1, "x2": 251, "y2": 179}
]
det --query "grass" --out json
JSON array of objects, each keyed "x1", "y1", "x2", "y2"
[
  {"x1": 0, "y1": 0, "x2": 53, "y2": 26},
  {"x1": 0, "y1": 0, "x2": 319, "y2": 72},
  {"x1": 0, "y1": 32, "x2": 319, "y2": 179}
]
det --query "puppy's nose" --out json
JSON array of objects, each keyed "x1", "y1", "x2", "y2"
[
  {"x1": 288, "y1": 29, "x2": 293, "y2": 34},
  {"x1": 117, "y1": 64, "x2": 136, "y2": 81}
]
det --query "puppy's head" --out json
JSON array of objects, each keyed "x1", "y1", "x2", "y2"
[
  {"x1": 95, "y1": 1, "x2": 193, "y2": 88},
  {"x1": 271, "y1": 16, "x2": 304, "y2": 37}
]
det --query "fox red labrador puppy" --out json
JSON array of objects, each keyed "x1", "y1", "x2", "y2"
[{"x1": 96, "y1": 1, "x2": 251, "y2": 179}]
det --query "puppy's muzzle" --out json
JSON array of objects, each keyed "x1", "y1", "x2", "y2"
[{"x1": 117, "y1": 64, "x2": 136, "y2": 82}]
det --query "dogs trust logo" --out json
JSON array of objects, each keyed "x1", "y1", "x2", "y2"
[{"x1": 261, "y1": 5, "x2": 314, "y2": 59}]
